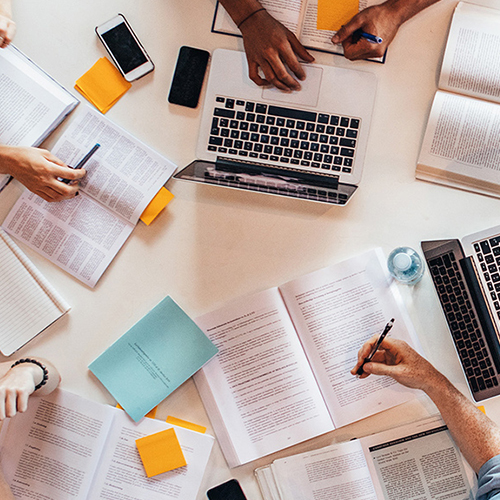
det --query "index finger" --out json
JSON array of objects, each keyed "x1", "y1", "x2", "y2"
[{"x1": 263, "y1": 53, "x2": 301, "y2": 91}]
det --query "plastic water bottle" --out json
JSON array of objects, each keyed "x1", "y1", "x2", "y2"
[{"x1": 387, "y1": 247, "x2": 425, "y2": 285}]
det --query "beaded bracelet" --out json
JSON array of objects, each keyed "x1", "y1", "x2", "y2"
[
  {"x1": 11, "y1": 359, "x2": 49, "y2": 391},
  {"x1": 237, "y1": 7, "x2": 266, "y2": 29}
]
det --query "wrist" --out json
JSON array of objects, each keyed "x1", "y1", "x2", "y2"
[{"x1": 11, "y1": 359, "x2": 48, "y2": 391}]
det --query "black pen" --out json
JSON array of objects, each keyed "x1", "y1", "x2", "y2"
[
  {"x1": 61, "y1": 143, "x2": 100, "y2": 184},
  {"x1": 356, "y1": 318, "x2": 395, "y2": 376}
]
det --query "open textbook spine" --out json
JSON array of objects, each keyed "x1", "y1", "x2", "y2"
[
  {"x1": 0, "y1": 45, "x2": 79, "y2": 191},
  {"x1": 0, "y1": 228, "x2": 70, "y2": 356},
  {"x1": 255, "y1": 415, "x2": 477, "y2": 500},
  {"x1": 194, "y1": 248, "x2": 423, "y2": 467},
  {"x1": 212, "y1": 0, "x2": 385, "y2": 62},
  {"x1": 2, "y1": 104, "x2": 177, "y2": 287},
  {"x1": 0, "y1": 388, "x2": 214, "y2": 500},
  {"x1": 416, "y1": 2, "x2": 500, "y2": 197}
]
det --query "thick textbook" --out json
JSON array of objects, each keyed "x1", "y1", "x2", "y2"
[
  {"x1": 212, "y1": 0, "x2": 385, "y2": 62},
  {"x1": 194, "y1": 248, "x2": 422, "y2": 467},
  {"x1": 0, "y1": 228, "x2": 70, "y2": 356},
  {"x1": 0, "y1": 45, "x2": 78, "y2": 190},
  {"x1": 255, "y1": 416, "x2": 476, "y2": 500},
  {"x1": 89, "y1": 296, "x2": 219, "y2": 422},
  {"x1": 0, "y1": 389, "x2": 214, "y2": 500},
  {"x1": 416, "y1": 3, "x2": 500, "y2": 197},
  {"x1": 2, "y1": 104, "x2": 177, "y2": 287}
]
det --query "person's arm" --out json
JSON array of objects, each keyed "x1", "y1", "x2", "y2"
[
  {"x1": 351, "y1": 337, "x2": 500, "y2": 473},
  {"x1": 0, "y1": 357, "x2": 61, "y2": 421},
  {"x1": 0, "y1": 145, "x2": 86, "y2": 202},
  {"x1": 332, "y1": 0, "x2": 441, "y2": 61},
  {"x1": 0, "y1": 0, "x2": 15, "y2": 48},
  {"x1": 218, "y1": 0, "x2": 314, "y2": 91}
]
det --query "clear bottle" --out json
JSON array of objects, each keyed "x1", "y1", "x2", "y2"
[{"x1": 387, "y1": 247, "x2": 425, "y2": 285}]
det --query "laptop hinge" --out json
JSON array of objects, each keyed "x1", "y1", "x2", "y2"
[{"x1": 215, "y1": 157, "x2": 340, "y2": 189}]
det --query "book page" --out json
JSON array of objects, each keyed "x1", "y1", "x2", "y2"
[
  {"x1": 272, "y1": 439, "x2": 377, "y2": 500},
  {"x1": 362, "y1": 417, "x2": 476, "y2": 500},
  {"x1": 439, "y1": 3, "x2": 500, "y2": 104},
  {"x1": 297, "y1": 0, "x2": 384, "y2": 61},
  {"x1": 0, "y1": 389, "x2": 115, "y2": 500},
  {"x1": 417, "y1": 90, "x2": 500, "y2": 195},
  {"x1": 194, "y1": 288, "x2": 334, "y2": 467},
  {"x1": 2, "y1": 190, "x2": 134, "y2": 288},
  {"x1": 52, "y1": 106, "x2": 177, "y2": 225},
  {"x1": 88, "y1": 409, "x2": 214, "y2": 500},
  {"x1": 279, "y1": 248, "x2": 421, "y2": 429},
  {"x1": 213, "y1": 0, "x2": 303, "y2": 36},
  {"x1": 0, "y1": 228, "x2": 69, "y2": 356},
  {"x1": 0, "y1": 45, "x2": 77, "y2": 147}
]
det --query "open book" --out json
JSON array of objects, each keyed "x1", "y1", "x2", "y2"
[
  {"x1": 2, "y1": 105, "x2": 177, "y2": 287},
  {"x1": 0, "y1": 228, "x2": 70, "y2": 356},
  {"x1": 416, "y1": 2, "x2": 500, "y2": 197},
  {"x1": 194, "y1": 248, "x2": 422, "y2": 467},
  {"x1": 0, "y1": 45, "x2": 79, "y2": 191},
  {"x1": 255, "y1": 415, "x2": 476, "y2": 500},
  {"x1": 0, "y1": 389, "x2": 214, "y2": 500},
  {"x1": 212, "y1": 0, "x2": 385, "y2": 62}
]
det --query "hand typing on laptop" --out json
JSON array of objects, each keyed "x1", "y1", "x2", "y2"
[
  {"x1": 0, "y1": 0, "x2": 15, "y2": 48},
  {"x1": 0, "y1": 145, "x2": 86, "y2": 201},
  {"x1": 219, "y1": 0, "x2": 441, "y2": 91}
]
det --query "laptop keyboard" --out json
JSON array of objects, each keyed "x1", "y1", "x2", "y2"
[
  {"x1": 473, "y1": 236, "x2": 500, "y2": 320},
  {"x1": 428, "y1": 252, "x2": 499, "y2": 393},
  {"x1": 207, "y1": 96, "x2": 360, "y2": 174}
]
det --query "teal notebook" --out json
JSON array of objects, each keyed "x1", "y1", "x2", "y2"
[{"x1": 89, "y1": 296, "x2": 218, "y2": 422}]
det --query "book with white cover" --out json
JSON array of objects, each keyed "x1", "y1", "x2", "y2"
[
  {"x1": 2, "y1": 105, "x2": 177, "y2": 287},
  {"x1": 416, "y1": 3, "x2": 500, "y2": 197},
  {"x1": 0, "y1": 389, "x2": 214, "y2": 500},
  {"x1": 194, "y1": 248, "x2": 423, "y2": 467},
  {"x1": 0, "y1": 228, "x2": 70, "y2": 356},
  {"x1": 0, "y1": 45, "x2": 79, "y2": 190},
  {"x1": 255, "y1": 416, "x2": 476, "y2": 500}
]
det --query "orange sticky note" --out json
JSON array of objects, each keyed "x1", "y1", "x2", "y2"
[
  {"x1": 478, "y1": 405, "x2": 486, "y2": 414},
  {"x1": 140, "y1": 187, "x2": 174, "y2": 225},
  {"x1": 75, "y1": 57, "x2": 131, "y2": 113},
  {"x1": 117, "y1": 403, "x2": 157, "y2": 419},
  {"x1": 317, "y1": 0, "x2": 359, "y2": 31},
  {"x1": 166, "y1": 416, "x2": 206, "y2": 434},
  {"x1": 136, "y1": 428, "x2": 187, "y2": 477}
]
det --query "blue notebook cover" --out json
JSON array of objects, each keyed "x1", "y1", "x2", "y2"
[{"x1": 89, "y1": 296, "x2": 218, "y2": 422}]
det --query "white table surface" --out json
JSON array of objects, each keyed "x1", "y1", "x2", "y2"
[{"x1": 3, "y1": 0, "x2": 500, "y2": 498}]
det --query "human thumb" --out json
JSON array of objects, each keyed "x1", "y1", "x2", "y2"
[
  {"x1": 363, "y1": 361, "x2": 399, "y2": 379},
  {"x1": 331, "y1": 18, "x2": 363, "y2": 44}
]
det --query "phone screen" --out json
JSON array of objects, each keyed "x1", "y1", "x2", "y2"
[
  {"x1": 101, "y1": 22, "x2": 147, "y2": 74},
  {"x1": 207, "y1": 479, "x2": 247, "y2": 500}
]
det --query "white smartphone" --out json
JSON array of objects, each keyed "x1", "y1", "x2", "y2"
[{"x1": 95, "y1": 14, "x2": 154, "y2": 82}]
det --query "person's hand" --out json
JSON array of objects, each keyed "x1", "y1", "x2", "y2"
[
  {"x1": 0, "y1": 1, "x2": 15, "y2": 48},
  {"x1": 240, "y1": 9, "x2": 315, "y2": 91},
  {"x1": 351, "y1": 337, "x2": 444, "y2": 392},
  {"x1": 0, "y1": 146, "x2": 86, "y2": 202},
  {"x1": 0, "y1": 363, "x2": 42, "y2": 420},
  {"x1": 331, "y1": 3, "x2": 403, "y2": 61}
]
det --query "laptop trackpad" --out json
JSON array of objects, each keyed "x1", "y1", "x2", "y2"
[{"x1": 261, "y1": 65, "x2": 323, "y2": 108}]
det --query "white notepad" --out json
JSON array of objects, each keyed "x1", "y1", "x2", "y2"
[{"x1": 0, "y1": 228, "x2": 70, "y2": 355}]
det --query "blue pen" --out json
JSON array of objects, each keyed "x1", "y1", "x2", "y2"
[
  {"x1": 358, "y1": 30, "x2": 383, "y2": 44},
  {"x1": 61, "y1": 143, "x2": 100, "y2": 184}
]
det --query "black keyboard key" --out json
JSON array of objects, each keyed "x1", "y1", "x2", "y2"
[
  {"x1": 344, "y1": 158, "x2": 353, "y2": 167},
  {"x1": 244, "y1": 142, "x2": 253, "y2": 151},
  {"x1": 311, "y1": 143, "x2": 319, "y2": 151},
  {"x1": 316, "y1": 124, "x2": 325, "y2": 133},
  {"x1": 329, "y1": 136, "x2": 339, "y2": 145},
  {"x1": 290, "y1": 129, "x2": 298, "y2": 138},
  {"x1": 268, "y1": 105, "x2": 317, "y2": 122},
  {"x1": 254, "y1": 144, "x2": 263, "y2": 152},
  {"x1": 304, "y1": 152, "x2": 313, "y2": 160},
  {"x1": 340, "y1": 138, "x2": 356, "y2": 148},
  {"x1": 245, "y1": 102, "x2": 255, "y2": 112},
  {"x1": 270, "y1": 127, "x2": 278, "y2": 135},
  {"x1": 215, "y1": 108, "x2": 235, "y2": 118},
  {"x1": 481, "y1": 240, "x2": 492, "y2": 254},
  {"x1": 336, "y1": 128, "x2": 345, "y2": 136},
  {"x1": 208, "y1": 145, "x2": 217, "y2": 151},
  {"x1": 320, "y1": 135, "x2": 328, "y2": 144},
  {"x1": 256, "y1": 115, "x2": 265, "y2": 123},
  {"x1": 346, "y1": 129, "x2": 358, "y2": 138},
  {"x1": 241, "y1": 132, "x2": 249, "y2": 140},
  {"x1": 256, "y1": 104, "x2": 267, "y2": 113},
  {"x1": 284, "y1": 148, "x2": 292, "y2": 157},
  {"x1": 231, "y1": 130, "x2": 239, "y2": 139},
  {"x1": 320, "y1": 145, "x2": 329, "y2": 153},
  {"x1": 277, "y1": 118, "x2": 285, "y2": 127},
  {"x1": 311, "y1": 162, "x2": 320, "y2": 168},
  {"x1": 234, "y1": 140, "x2": 243, "y2": 149},
  {"x1": 301, "y1": 160, "x2": 310, "y2": 166},
  {"x1": 209, "y1": 136, "x2": 223, "y2": 146},
  {"x1": 310, "y1": 133, "x2": 318, "y2": 141},
  {"x1": 330, "y1": 115, "x2": 339, "y2": 125},
  {"x1": 300, "y1": 142, "x2": 309, "y2": 150},
  {"x1": 330, "y1": 146, "x2": 339, "y2": 155},
  {"x1": 229, "y1": 149, "x2": 238, "y2": 155},
  {"x1": 250, "y1": 133, "x2": 259, "y2": 142},
  {"x1": 226, "y1": 99, "x2": 235, "y2": 108},
  {"x1": 291, "y1": 140, "x2": 300, "y2": 148},
  {"x1": 340, "y1": 148, "x2": 355, "y2": 157},
  {"x1": 340, "y1": 117, "x2": 350, "y2": 127},
  {"x1": 350, "y1": 118, "x2": 360, "y2": 128},
  {"x1": 318, "y1": 114, "x2": 329, "y2": 123},
  {"x1": 296, "y1": 121, "x2": 305, "y2": 130},
  {"x1": 279, "y1": 128, "x2": 289, "y2": 137},
  {"x1": 224, "y1": 139, "x2": 233, "y2": 147},
  {"x1": 491, "y1": 237, "x2": 500, "y2": 247},
  {"x1": 221, "y1": 129, "x2": 230, "y2": 137},
  {"x1": 306, "y1": 123, "x2": 315, "y2": 131}
]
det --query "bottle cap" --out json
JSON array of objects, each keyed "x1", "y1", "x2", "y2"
[{"x1": 393, "y1": 252, "x2": 412, "y2": 271}]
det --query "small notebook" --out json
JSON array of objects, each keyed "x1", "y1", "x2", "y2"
[{"x1": 0, "y1": 229, "x2": 70, "y2": 356}]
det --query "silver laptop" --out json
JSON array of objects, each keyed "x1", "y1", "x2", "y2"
[
  {"x1": 175, "y1": 49, "x2": 377, "y2": 205},
  {"x1": 422, "y1": 225, "x2": 500, "y2": 401}
]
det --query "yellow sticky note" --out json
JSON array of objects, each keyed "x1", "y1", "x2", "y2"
[
  {"x1": 136, "y1": 428, "x2": 187, "y2": 477},
  {"x1": 166, "y1": 416, "x2": 206, "y2": 434},
  {"x1": 140, "y1": 187, "x2": 174, "y2": 225},
  {"x1": 75, "y1": 57, "x2": 131, "y2": 114},
  {"x1": 478, "y1": 405, "x2": 486, "y2": 414},
  {"x1": 317, "y1": 0, "x2": 359, "y2": 31},
  {"x1": 117, "y1": 403, "x2": 157, "y2": 419}
]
